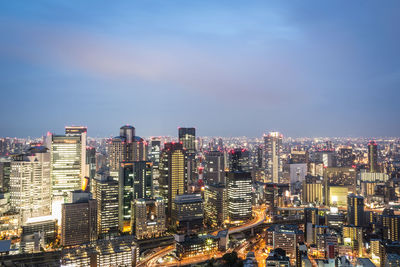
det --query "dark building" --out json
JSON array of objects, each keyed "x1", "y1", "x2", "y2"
[
  {"x1": 204, "y1": 150, "x2": 225, "y2": 184},
  {"x1": 337, "y1": 146, "x2": 355, "y2": 167},
  {"x1": 204, "y1": 183, "x2": 227, "y2": 227},
  {"x1": 304, "y1": 207, "x2": 318, "y2": 243},
  {"x1": 347, "y1": 194, "x2": 364, "y2": 227},
  {"x1": 173, "y1": 194, "x2": 203, "y2": 233},
  {"x1": 86, "y1": 147, "x2": 96, "y2": 180},
  {"x1": 61, "y1": 191, "x2": 97, "y2": 247},
  {"x1": 159, "y1": 142, "x2": 186, "y2": 220},
  {"x1": 368, "y1": 141, "x2": 378, "y2": 173},
  {"x1": 0, "y1": 161, "x2": 10, "y2": 193},
  {"x1": 119, "y1": 161, "x2": 153, "y2": 231},
  {"x1": 178, "y1": 127, "x2": 196, "y2": 155},
  {"x1": 229, "y1": 148, "x2": 251, "y2": 172}
]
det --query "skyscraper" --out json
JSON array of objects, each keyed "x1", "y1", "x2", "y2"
[
  {"x1": 61, "y1": 190, "x2": 97, "y2": 246},
  {"x1": 108, "y1": 125, "x2": 148, "y2": 178},
  {"x1": 204, "y1": 183, "x2": 227, "y2": 227},
  {"x1": 159, "y1": 142, "x2": 186, "y2": 220},
  {"x1": 226, "y1": 172, "x2": 252, "y2": 222},
  {"x1": 264, "y1": 132, "x2": 283, "y2": 183},
  {"x1": 347, "y1": 194, "x2": 364, "y2": 227},
  {"x1": 173, "y1": 194, "x2": 203, "y2": 233},
  {"x1": 92, "y1": 174, "x2": 119, "y2": 236},
  {"x1": 119, "y1": 161, "x2": 153, "y2": 231},
  {"x1": 204, "y1": 151, "x2": 225, "y2": 184},
  {"x1": 304, "y1": 207, "x2": 318, "y2": 243},
  {"x1": 368, "y1": 141, "x2": 378, "y2": 173},
  {"x1": 0, "y1": 160, "x2": 11, "y2": 193},
  {"x1": 178, "y1": 127, "x2": 196, "y2": 155},
  {"x1": 50, "y1": 127, "x2": 87, "y2": 202},
  {"x1": 10, "y1": 146, "x2": 51, "y2": 224},
  {"x1": 337, "y1": 146, "x2": 354, "y2": 167},
  {"x1": 229, "y1": 148, "x2": 251, "y2": 173}
]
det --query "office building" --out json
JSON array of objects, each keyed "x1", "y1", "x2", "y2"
[
  {"x1": 22, "y1": 215, "x2": 57, "y2": 243},
  {"x1": 132, "y1": 198, "x2": 166, "y2": 239},
  {"x1": 92, "y1": 174, "x2": 119, "y2": 236},
  {"x1": 0, "y1": 160, "x2": 10, "y2": 193},
  {"x1": 264, "y1": 132, "x2": 283, "y2": 183},
  {"x1": 204, "y1": 183, "x2": 227, "y2": 227},
  {"x1": 119, "y1": 161, "x2": 153, "y2": 231},
  {"x1": 176, "y1": 235, "x2": 218, "y2": 259},
  {"x1": 10, "y1": 146, "x2": 51, "y2": 224},
  {"x1": 204, "y1": 151, "x2": 225, "y2": 184},
  {"x1": 178, "y1": 127, "x2": 196, "y2": 155},
  {"x1": 337, "y1": 146, "x2": 354, "y2": 167},
  {"x1": 226, "y1": 172, "x2": 252, "y2": 222},
  {"x1": 173, "y1": 194, "x2": 203, "y2": 233},
  {"x1": 347, "y1": 194, "x2": 364, "y2": 226},
  {"x1": 50, "y1": 127, "x2": 87, "y2": 202},
  {"x1": 149, "y1": 138, "x2": 161, "y2": 194},
  {"x1": 290, "y1": 149, "x2": 308, "y2": 164},
  {"x1": 229, "y1": 148, "x2": 251, "y2": 172},
  {"x1": 368, "y1": 141, "x2": 378, "y2": 173},
  {"x1": 159, "y1": 142, "x2": 186, "y2": 219},
  {"x1": 61, "y1": 190, "x2": 97, "y2": 247},
  {"x1": 108, "y1": 125, "x2": 148, "y2": 177},
  {"x1": 86, "y1": 146, "x2": 96, "y2": 179},
  {"x1": 302, "y1": 175, "x2": 323, "y2": 204}
]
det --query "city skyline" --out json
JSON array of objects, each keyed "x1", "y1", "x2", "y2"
[{"x1": 1, "y1": 1, "x2": 400, "y2": 137}]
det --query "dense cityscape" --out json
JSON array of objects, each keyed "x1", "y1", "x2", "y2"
[
  {"x1": 0, "y1": 126, "x2": 400, "y2": 266},
  {"x1": 2, "y1": 1, "x2": 400, "y2": 266}
]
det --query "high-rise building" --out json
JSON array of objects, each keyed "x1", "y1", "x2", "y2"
[
  {"x1": 265, "y1": 249, "x2": 290, "y2": 267},
  {"x1": 108, "y1": 125, "x2": 148, "y2": 178},
  {"x1": 337, "y1": 146, "x2": 354, "y2": 167},
  {"x1": 204, "y1": 151, "x2": 225, "y2": 185},
  {"x1": 92, "y1": 174, "x2": 119, "y2": 236},
  {"x1": 229, "y1": 148, "x2": 251, "y2": 173},
  {"x1": 149, "y1": 138, "x2": 161, "y2": 195},
  {"x1": 86, "y1": 147, "x2": 96, "y2": 179},
  {"x1": 347, "y1": 194, "x2": 364, "y2": 227},
  {"x1": 290, "y1": 149, "x2": 308, "y2": 164},
  {"x1": 304, "y1": 207, "x2": 318, "y2": 244},
  {"x1": 61, "y1": 190, "x2": 97, "y2": 247},
  {"x1": 266, "y1": 225, "x2": 304, "y2": 259},
  {"x1": 204, "y1": 183, "x2": 227, "y2": 227},
  {"x1": 173, "y1": 194, "x2": 203, "y2": 233},
  {"x1": 0, "y1": 160, "x2": 11, "y2": 193},
  {"x1": 264, "y1": 132, "x2": 283, "y2": 183},
  {"x1": 368, "y1": 141, "x2": 378, "y2": 173},
  {"x1": 50, "y1": 127, "x2": 87, "y2": 201},
  {"x1": 382, "y1": 211, "x2": 400, "y2": 242},
  {"x1": 119, "y1": 161, "x2": 153, "y2": 231},
  {"x1": 226, "y1": 172, "x2": 252, "y2": 222},
  {"x1": 132, "y1": 198, "x2": 166, "y2": 239},
  {"x1": 342, "y1": 225, "x2": 363, "y2": 256},
  {"x1": 178, "y1": 127, "x2": 196, "y2": 155},
  {"x1": 302, "y1": 175, "x2": 323, "y2": 204},
  {"x1": 159, "y1": 142, "x2": 186, "y2": 220},
  {"x1": 10, "y1": 146, "x2": 51, "y2": 224}
]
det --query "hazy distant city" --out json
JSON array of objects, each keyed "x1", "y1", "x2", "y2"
[{"x1": 2, "y1": 1, "x2": 400, "y2": 267}]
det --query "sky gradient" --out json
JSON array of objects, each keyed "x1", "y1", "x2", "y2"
[{"x1": 1, "y1": 1, "x2": 400, "y2": 138}]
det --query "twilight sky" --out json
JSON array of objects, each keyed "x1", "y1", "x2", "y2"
[{"x1": 1, "y1": 1, "x2": 399, "y2": 138}]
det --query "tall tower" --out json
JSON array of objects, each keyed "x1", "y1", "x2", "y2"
[
  {"x1": 10, "y1": 146, "x2": 51, "y2": 224},
  {"x1": 226, "y1": 172, "x2": 252, "y2": 222},
  {"x1": 264, "y1": 132, "x2": 283, "y2": 183},
  {"x1": 178, "y1": 127, "x2": 196, "y2": 155},
  {"x1": 50, "y1": 126, "x2": 87, "y2": 202},
  {"x1": 118, "y1": 161, "x2": 153, "y2": 232},
  {"x1": 108, "y1": 125, "x2": 147, "y2": 179},
  {"x1": 159, "y1": 142, "x2": 186, "y2": 220},
  {"x1": 347, "y1": 194, "x2": 364, "y2": 226},
  {"x1": 368, "y1": 141, "x2": 378, "y2": 173}
]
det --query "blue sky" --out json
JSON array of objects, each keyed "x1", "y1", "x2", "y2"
[{"x1": 1, "y1": 1, "x2": 399, "y2": 138}]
